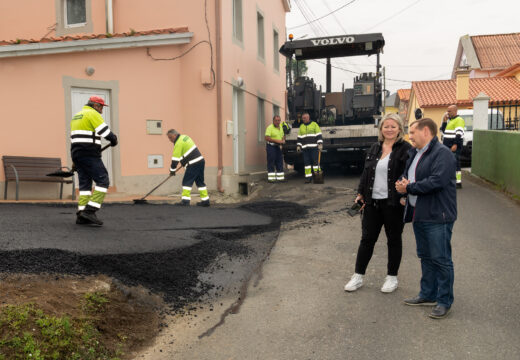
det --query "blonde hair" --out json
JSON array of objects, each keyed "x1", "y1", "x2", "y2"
[{"x1": 378, "y1": 113, "x2": 405, "y2": 142}]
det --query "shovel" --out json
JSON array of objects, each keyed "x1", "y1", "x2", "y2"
[
  {"x1": 46, "y1": 144, "x2": 112, "y2": 178},
  {"x1": 312, "y1": 150, "x2": 324, "y2": 184},
  {"x1": 133, "y1": 174, "x2": 174, "y2": 204}
]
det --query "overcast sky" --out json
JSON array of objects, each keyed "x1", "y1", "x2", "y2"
[{"x1": 285, "y1": 0, "x2": 519, "y2": 95}]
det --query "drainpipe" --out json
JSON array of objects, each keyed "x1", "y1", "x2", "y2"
[
  {"x1": 215, "y1": 0, "x2": 224, "y2": 192},
  {"x1": 106, "y1": 0, "x2": 114, "y2": 34}
]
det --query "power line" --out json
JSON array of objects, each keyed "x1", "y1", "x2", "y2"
[
  {"x1": 312, "y1": 59, "x2": 413, "y2": 83},
  {"x1": 362, "y1": 0, "x2": 423, "y2": 32},
  {"x1": 288, "y1": 0, "x2": 358, "y2": 30}
]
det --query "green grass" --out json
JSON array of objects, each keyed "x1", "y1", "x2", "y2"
[{"x1": 0, "y1": 292, "x2": 123, "y2": 360}]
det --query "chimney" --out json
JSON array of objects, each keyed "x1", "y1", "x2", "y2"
[{"x1": 455, "y1": 66, "x2": 471, "y2": 101}]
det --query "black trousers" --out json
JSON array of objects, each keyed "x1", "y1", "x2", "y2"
[
  {"x1": 182, "y1": 159, "x2": 206, "y2": 188},
  {"x1": 266, "y1": 144, "x2": 283, "y2": 173},
  {"x1": 73, "y1": 156, "x2": 110, "y2": 190},
  {"x1": 355, "y1": 199, "x2": 405, "y2": 276}
]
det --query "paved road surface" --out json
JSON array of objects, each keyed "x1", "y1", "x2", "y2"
[
  {"x1": 145, "y1": 173, "x2": 520, "y2": 360},
  {"x1": 0, "y1": 204, "x2": 271, "y2": 255}
]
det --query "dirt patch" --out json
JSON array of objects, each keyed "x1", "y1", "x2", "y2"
[
  {"x1": 0, "y1": 273, "x2": 161, "y2": 359},
  {"x1": 0, "y1": 201, "x2": 307, "y2": 358}
]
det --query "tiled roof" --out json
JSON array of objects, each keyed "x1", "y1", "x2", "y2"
[
  {"x1": 397, "y1": 89, "x2": 411, "y2": 102},
  {"x1": 496, "y1": 62, "x2": 520, "y2": 77},
  {"x1": 471, "y1": 33, "x2": 520, "y2": 70},
  {"x1": 0, "y1": 27, "x2": 189, "y2": 46},
  {"x1": 412, "y1": 77, "x2": 520, "y2": 107}
]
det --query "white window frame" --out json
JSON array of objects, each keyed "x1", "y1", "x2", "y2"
[
  {"x1": 55, "y1": 0, "x2": 92, "y2": 36},
  {"x1": 64, "y1": 0, "x2": 87, "y2": 28}
]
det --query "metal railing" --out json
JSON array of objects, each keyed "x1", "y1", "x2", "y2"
[{"x1": 489, "y1": 101, "x2": 519, "y2": 130}]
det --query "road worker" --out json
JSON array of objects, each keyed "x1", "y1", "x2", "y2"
[
  {"x1": 297, "y1": 112, "x2": 323, "y2": 183},
  {"x1": 440, "y1": 105, "x2": 465, "y2": 188},
  {"x1": 167, "y1": 129, "x2": 209, "y2": 206},
  {"x1": 281, "y1": 117, "x2": 291, "y2": 136},
  {"x1": 70, "y1": 96, "x2": 118, "y2": 226},
  {"x1": 265, "y1": 115, "x2": 286, "y2": 183}
]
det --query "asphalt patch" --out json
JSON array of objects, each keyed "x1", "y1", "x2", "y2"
[{"x1": 0, "y1": 201, "x2": 307, "y2": 311}]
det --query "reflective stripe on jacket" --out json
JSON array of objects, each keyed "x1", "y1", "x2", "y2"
[
  {"x1": 70, "y1": 105, "x2": 115, "y2": 158},
  {"x1": 171, "y1": 135, "x2": 203, "y2": 172},
  {"x1": 441, "y1": 116, "x2": 465, "y2": 147},
  {"x1": 297, "y1": 121, "x2": 323, "y2": 149}
]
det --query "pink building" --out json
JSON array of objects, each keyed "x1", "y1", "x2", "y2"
[{"x1": 0, "y1": 0, "x2": 290, "y2": 199}]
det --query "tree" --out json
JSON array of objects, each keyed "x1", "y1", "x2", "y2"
[{"x1": 286, "y1": 58, "x2": 308, "y2": 84}]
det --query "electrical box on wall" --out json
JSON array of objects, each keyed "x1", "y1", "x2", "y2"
[
  {"x1": 146, "y1": 120, "x2": 162, "y2": 135},
  {"x1": 147, "y1": 155, "x2": 163, "y2": 168},
  {"x1": 226, "y1": 120, "x2": 233, "y2": 135}
]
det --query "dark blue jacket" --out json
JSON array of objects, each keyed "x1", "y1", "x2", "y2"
[{"x1": 403, "y1": 137, "x2": 457, "y2": 223}]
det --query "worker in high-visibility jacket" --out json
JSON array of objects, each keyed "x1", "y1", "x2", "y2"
[
  {"x1": 70, "y1": 96, "x2": 118, "y2": 226},
  {"x1": 297, "y1": 112, "x2": 323, "y2": 183},
  {"x1": 281, "y1": 118, "x2": 291, "y2": 136},
  {"x1": 440, "y1": 105, "x2": 465, "y2": 188},
  {"x1": 265, "y1": 115, "x2": 286, "y2": 183},
  {"x1": 167, "y1": 129, "x2": 209, "y2": 206}
]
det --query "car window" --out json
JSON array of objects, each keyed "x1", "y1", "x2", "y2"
[{"x1": 460, "y1": 115, "x2": 473, "y2": 131}]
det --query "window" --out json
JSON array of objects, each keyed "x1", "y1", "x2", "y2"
[
  {"x1": 65, "y1": 0, "x2": 86, "y2": 27},
  {"x1": 56, "y1": 0, "x2": 92, "y2": 35},
  {"x1": 257, "y1": 12, "x2": 265, "y2": 60},
  {"x1": 273, "y1": 29, "x2": 280, "y2": 71},
  {"x1": 233, "y1": 0, "x2": 243, "y2": 43},
  {"x1": 257, "y1": 98, "x2": 266, "y2": 143},
  {"x1": 273, "y1": 104, "x2": 280, "y2": 117}
]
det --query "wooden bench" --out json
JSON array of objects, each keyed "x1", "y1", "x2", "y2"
[{"x1": 2, "y1": 156, "x2": 75, "y2": 201}]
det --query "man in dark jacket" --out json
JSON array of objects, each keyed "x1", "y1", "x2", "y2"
[{"x1": 396, "y1": 118, "x2": 457, "y2": 319}]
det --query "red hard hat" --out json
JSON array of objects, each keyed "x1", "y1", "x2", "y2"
[{"x1": 89, "y1": 96, "x2": 108, "y2": 107}]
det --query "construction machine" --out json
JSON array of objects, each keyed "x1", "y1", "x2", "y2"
[{"x1": 279, "y1": 33, "x2": 385, "y2": 171}]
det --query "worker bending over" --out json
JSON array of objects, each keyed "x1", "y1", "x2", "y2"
[{"x1": 167, "y1": 129, "x2": 209, "y2": 206}]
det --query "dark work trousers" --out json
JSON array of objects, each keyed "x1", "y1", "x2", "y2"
[
  {"x1": 453, "y1": 146, "x2": 461, "y2": 172},
  {"x1": 355, "y1": 199, "x2": 405, "y2": 276},
  {"x1": 266, "y1": 144, "x2": 283, "y2": 173},
  {"x1": 302, "y1": 147, "x2": 319, "y2": 178},
  {"x1": 73, "y1": 156, "x2": 110, "y2": 191},
  {"x1": 182, "y1": 159, "x2": 206, "y2": 188}
]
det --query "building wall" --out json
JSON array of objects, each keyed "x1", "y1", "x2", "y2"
[
  {"x1": 0, "y1": 0, "x2": 287, "y2": 199},
  {"x1": 472, "y1": 130, "x2": 520, "y2": 196},
  {"x1": 383, "y1": 106, "x2": 398, "y2": 116},
  {"x1": 221, "y1": 0, "x2": 287, "y2": 176}
]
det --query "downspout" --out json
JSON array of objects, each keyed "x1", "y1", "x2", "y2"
[
  {"x1": 106, "y1": 0, "x2": 114, "y2": 33},
  {"x1": 215, "y1": 0, "x2": 224, "y2": 192}
]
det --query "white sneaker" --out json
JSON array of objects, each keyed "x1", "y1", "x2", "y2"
[
  {"x1": 344, "y1": 273, "x2": 364, "y2": 292},
  {"x1": 381, "y1": 275, "x2": 398, "y2": 293}
]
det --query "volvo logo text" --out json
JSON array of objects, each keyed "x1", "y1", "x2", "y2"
[{"x1": 311, "y1": 37, "x2": 355, "y2": 46}]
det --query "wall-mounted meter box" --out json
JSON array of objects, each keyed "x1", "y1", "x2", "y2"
[
  {"x1": 148, "y1": 155, "x2": 163, "y2": 168},
  {"x1": 146, "y1": 120, "x2": 163, "y2": 135}
]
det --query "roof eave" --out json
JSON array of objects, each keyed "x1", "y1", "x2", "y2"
[{"x1": 0, "y1": 32, "x2": 193, "y2": 58}]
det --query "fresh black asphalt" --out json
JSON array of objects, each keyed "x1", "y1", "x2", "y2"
[
  {"x1": 0, "y1": 203, "x2": 274, "y2": 255},
  {"x1": 0, "y1": 201, "x2": 306, "y2": 310}
]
